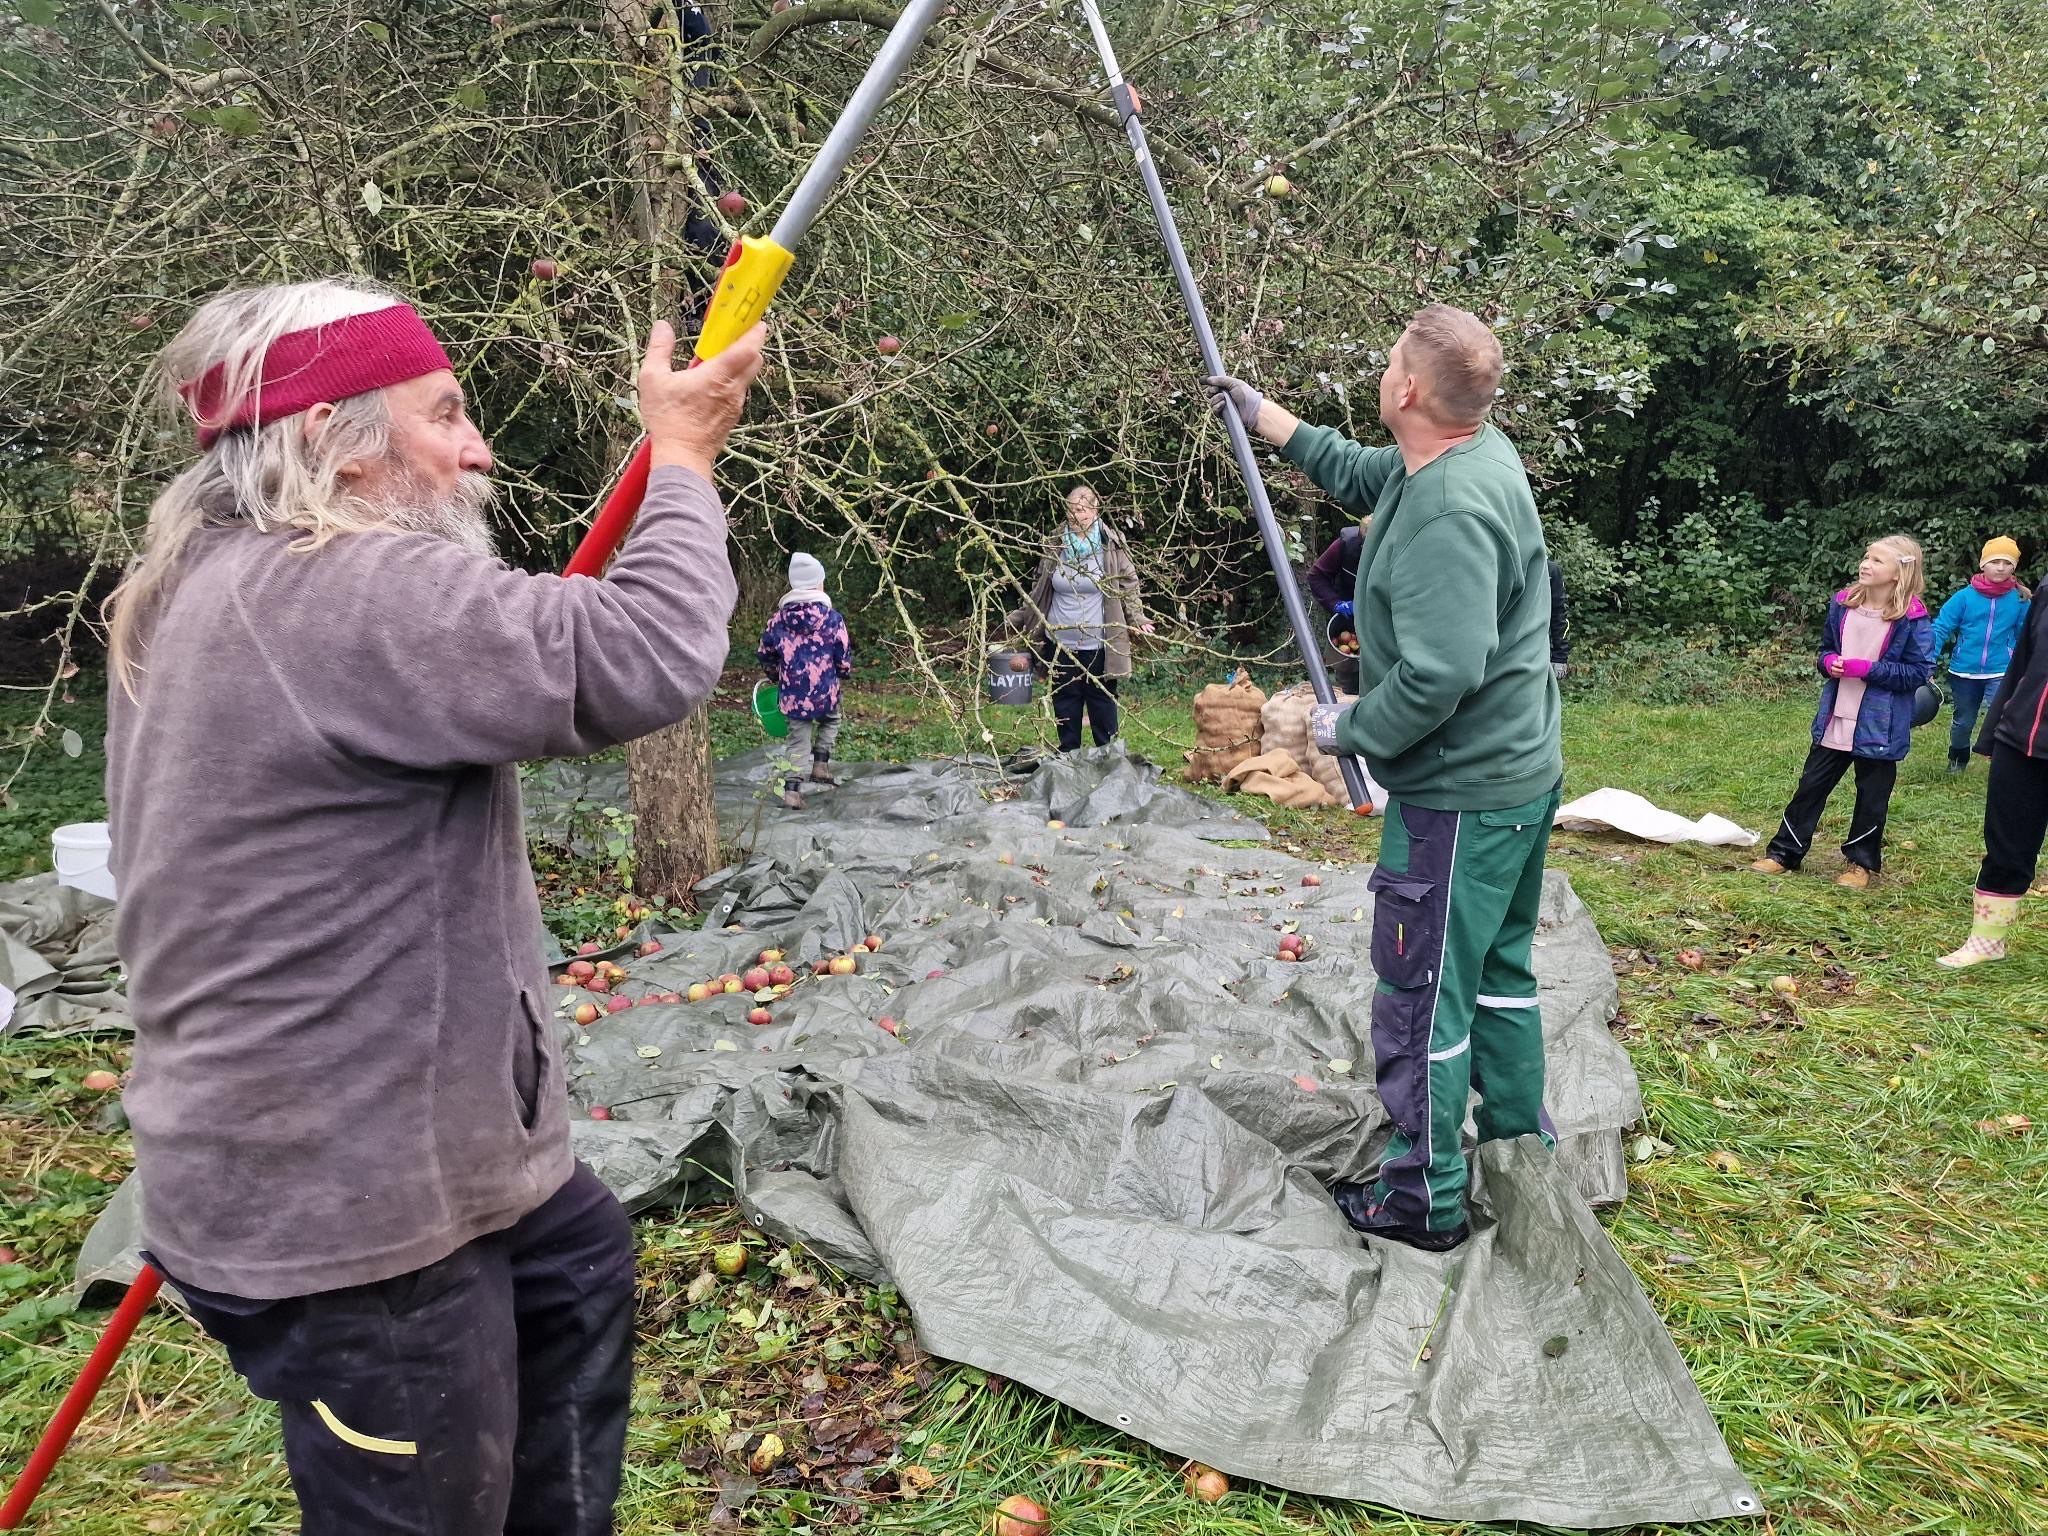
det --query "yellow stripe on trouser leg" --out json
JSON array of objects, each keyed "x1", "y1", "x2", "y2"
[{"x1": 310, "y1": 1399, "x2": 418, "y2": 1455}]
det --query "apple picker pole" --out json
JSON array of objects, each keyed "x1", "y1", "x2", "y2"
[
  {"x1": 2, "y1": 13, "x2": 962, "y2": 1524},
  {"x1": 1074, "y1": 0, "x2": 1372, "y2": 813},
  {"x1": 565, "y1": 0, "x2": 955, "y2": 576}
]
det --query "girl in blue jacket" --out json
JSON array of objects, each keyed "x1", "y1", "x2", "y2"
[
  {"x1": 1752, "y1": 536, "x2": 1935, "y2": 888},
  {"x1": 1931, "y1": 536, "x2": 2030, "y2": 772}
]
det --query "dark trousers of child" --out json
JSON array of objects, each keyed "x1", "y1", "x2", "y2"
[
  {"x1": 1053, "y1": 647, "x2": 1119, "y2": 752},
  {"x1": 1979, "y1": 741, "x2": 2048, "y2": 896},
  {"x1": 158, "y1": 1164, "x2": 635, "y2": 1536},
  {"x1": 1766, "y1": 745, "x2": 1896, "y2": 873},
  {"x1": 1949, "y1": 675, "x2": 1995, "y2": 761}
]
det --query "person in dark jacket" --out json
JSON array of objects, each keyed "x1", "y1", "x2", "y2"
[
  {"x1": 1751, "y1": 537, "x2": 1934, "y2": 889},
  {"x1": 1307, "y1": 520, "x2": 1370, "y2": 689},
  {"x1": 758, "y1": 551, "x2": 852, "y2": 810},
  {"x1": 1940, "y1": 575, "x2": 2048, "y2": 966},
  {"x1": 1547, "y1": 558, "x2": 1570, "y2": 679}
]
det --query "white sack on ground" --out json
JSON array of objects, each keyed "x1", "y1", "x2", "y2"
[{"x1": 1555, "y1": 787, "x2": 1758, "y2": 847}]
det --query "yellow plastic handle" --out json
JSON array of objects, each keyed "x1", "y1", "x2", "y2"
[{"x1": 696, "y1": 235, "x2": 795, "y2": 361}]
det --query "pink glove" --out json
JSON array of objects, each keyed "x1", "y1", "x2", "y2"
[
  {"x1": 1839, "y1": 657, "x2": 1873, "y2": 679},
  {"x1": 1822, "y1": 652, "x2": 1842, "y2": 677}
]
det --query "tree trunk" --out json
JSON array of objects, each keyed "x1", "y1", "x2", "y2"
[
  {"x1": 609, "y1": 0, "x2": 729, "y2": 907},
  {"x1": 627, "y1": 710, "x2": 722, "y2": 903}
]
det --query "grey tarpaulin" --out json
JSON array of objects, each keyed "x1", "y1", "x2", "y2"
[
  {"x1": 0, "y1": 875, "x2": 129, "y2": 1040},
  {"x1": 62, "y1": 745, "x2": 1762, "y2": 1526}
]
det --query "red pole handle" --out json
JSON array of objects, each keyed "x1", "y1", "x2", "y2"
[
  {"x1": 1, "y1": 1265, "x2": 164, "y2": 1529},
  {"x1": 563, "y1": 437, "x2": 654, "y2": 579}
]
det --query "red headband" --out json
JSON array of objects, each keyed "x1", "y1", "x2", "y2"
[{"x1": 179, "y1": 304, "x2": 453, "y2": 449}]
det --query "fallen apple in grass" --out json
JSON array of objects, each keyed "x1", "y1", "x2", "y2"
[
  {"x1": 530, "y1": 257, "x2": 559, "y2": 280},
  {"x1": 993, "y1": 1494, "x2": 1051, "y2": 1535},
  {"x1": 748, "y1": 1432, "x2": 785, "y2": 1475},
  {"x1": 1677, "y1": 948, "x2": 1705, "y2": 970},
  {"x1": 574, "y1": 1002, "x2": 601, "y2": 1026},
  {"x1": 1185, "y1": 1464, "x2": 1230, "y2": 1503},
  {"x1": 81, "y1": 1070, "x2": 121, "y2": 1092},
  {"x1": 1265, "y1": 174, "x2": 1293, "y2": 198},
  {"x1": 713, "y1": 1242, "x2": 748, "y2": 1276},
  {"x1": 876, "y1": 333, "x2": 901, "y2": 356},
  {"x1": 1770, "y1": 975, "x2": 1800, "y2": 998}
]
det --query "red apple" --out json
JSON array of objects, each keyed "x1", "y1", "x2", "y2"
[
  {"x1": 742, "y1": 966, "x2": 772, "y2": 992},
  {"x1": 863, "y1": 933, "x2": 884, "y2": 951},
  {"x1": 759, "y1": 948, "x2": 785, "y2": 963},
  {"x1": 1676, "y1": 948, "x2": 1705, "y2": 970},
  {"x1": 531, "y1": 257, "x2": 559, "y2": 280},
  {"x1": 994, "y1": 1494, "x2": 1051, "y2": 1536},
  {"x1": 578, "y1": 941, "x2": 601, "y2": 955},
  {"x1": 1277, "y1": 949, "x2": 1299, "y2": 963},
  {"x1": 573, "y1": 1002, "x2": 600, "y2": 1026},
  {"x1": 1186, "y1": 1464, "x2": 1230, "y2": 1503},
  {"x1": 716, "y1": 189, "x2": 748, "y2": 217},
  {"x1": 812, "y1": 958, "x2": 833, "y2": 977},
  {"x1": 81, "y1": 1069, "x2": 121, "y2": 1092},
  {"x1": 0, "y1": 1245, "x2": 16, "y2": 1265},
  {"x1": 1302, "y1": 874, "x2": 1322, "y2": 887},
  {"x1": 876, "y1": 334, "x2": 901, "y2": 356},
  {"x1": 568, "y1": 960, "x2": 597, "y2": 980},
  {"x1": 586, "y1": 975, "x2": 612, "y2": 994},
  {"x1": 606, "y1": 995, "x2": 633, "y2": 1014},
  {"x1": 687, "y1": 982, "x2": 710, "y2": 1003},
  {"x1": 877, "y1": 1016, "x2": 899, "y2": 1036},
  {"x1": 588, "y1": 1104, "x2": 611, "y2": 1120},
  {"x1": 554, "y1": 973, "x2": 575, "y2": 986},
  {"x1": 748, "y1": 1007, "x2": 773, "y2": 1026},
  {"x1": 638, "y1": 940, "x2": 663, "y2": 957},
  {"x1": 829, "y1": 955, "x2": 858, "y2": 976}
]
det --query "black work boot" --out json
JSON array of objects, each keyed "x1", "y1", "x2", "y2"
[
  {"x1": 1947, "y1": 749, "x2": 1969, "y2": 774},
  {"x1": 1331, "y1": 1181, "x2": 1470, "y2": 1253}
]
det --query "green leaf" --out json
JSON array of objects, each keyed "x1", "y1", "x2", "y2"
[
  {"x1": 360, "y1": 19, "x2": 390, "y2": 44},
  {"x1": 934, "y1": 311, "x2": 976, "y2": 331},
  {"x1": 360, "y1": 180, "x2": 384, "y2": 216},
  {"x1": 454, "y1": 81, "x2": 486, "y2": 111},
  {"x1": 1542, "y1": 1335, "x2": 1570, "y2": 1359},
  {"x1": 16, "y1": 0, "x2": 56, "y2": 25},
  {"x1": 204, "y1": 104, "x2": 265, "y2": 137}
]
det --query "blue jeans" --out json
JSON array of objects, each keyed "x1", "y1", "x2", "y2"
[{"x1": 1949, "y1": 674, "x2": 1995, "y2": 757}]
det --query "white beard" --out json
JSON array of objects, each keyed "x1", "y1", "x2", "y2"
[{"x1": 382, "y1": 470, "x2": 499, "y2": 558}]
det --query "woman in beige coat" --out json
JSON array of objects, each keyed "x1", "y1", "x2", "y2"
[{"x1": 1007, "y1": 485, "x2": 1153, "y2": 751}]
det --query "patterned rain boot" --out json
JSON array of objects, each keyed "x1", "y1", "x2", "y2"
[{"x1": 1937, "y1": 891, "x2": 2019, "y2": 969}]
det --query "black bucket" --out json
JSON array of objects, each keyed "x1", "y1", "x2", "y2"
[{"x1": 988, "y1": 650, "x2": 1035, "y2": 705}]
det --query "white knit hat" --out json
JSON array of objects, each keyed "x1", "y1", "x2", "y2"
[{"x1": 788, "y1": 552, "x2": 826, "y2": 589}]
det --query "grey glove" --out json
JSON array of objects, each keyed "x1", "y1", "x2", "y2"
[
  {"x1": 1552, "y1": 662, "x2": 1568, "y2": 681},
  {"x1": 1310, "y1": 699, "x2": 1343, "y2": 753},
  {"x1": 1203, "y1": 374, "x2": 1264, "y2": 425}
]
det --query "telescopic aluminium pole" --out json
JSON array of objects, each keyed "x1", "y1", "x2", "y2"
[
  {"x1": 566, "y1": 0, "x2": 953, "y2": 576},
  {"x1": 1074, "y1": 0, "x2": 1371, "y2": 812}
]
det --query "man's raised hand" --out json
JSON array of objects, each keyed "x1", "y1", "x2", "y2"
[{"x1": 640, "y1": 320, "x2": 768, "y2": 477}]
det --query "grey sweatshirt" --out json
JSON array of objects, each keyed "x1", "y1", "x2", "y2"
[{"x1": 105, "y1": 466, "x2": 736, "y2": 1298}]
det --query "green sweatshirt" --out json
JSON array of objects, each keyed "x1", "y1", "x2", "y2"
[{"x1": 1282, "y1": 421, "x2": 1561, "y2": 811}]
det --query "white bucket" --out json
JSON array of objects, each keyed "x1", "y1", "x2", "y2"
[{"x1": 51, "y1": 821, "x2": 117, "y2": 901}]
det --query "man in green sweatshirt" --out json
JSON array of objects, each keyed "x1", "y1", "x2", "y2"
[{"x1": 1207, "y1": 304, "x2": 1563, "y2": 1252}]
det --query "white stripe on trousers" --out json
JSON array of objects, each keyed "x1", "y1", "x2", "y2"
[{"x1": 1475, "y1": 993, "x2": 1540, "y2": 1010}]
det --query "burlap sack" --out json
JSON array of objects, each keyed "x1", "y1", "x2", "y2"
[
  {"x1": 1261, "y1": 681, "x2": 1374, "y2": 809},
  {"x1": 1186, "y1": 668, "x2": 1268, "y2": 783},
  {"x1": 1221, "y1": 749, "x2": 1340, "y2": 809}
]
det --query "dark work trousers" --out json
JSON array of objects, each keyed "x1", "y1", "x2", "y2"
[
  {"x1": 1979, "y1": 741, "x2": 2048, "y2": 896},
  {"x1": 1360, "y1": 787, "x2": 1563, "y2": 1234},
  {"x1": 1949, "y1": 675, "x2": 1995, "y2": 759},
  {"x1": 1766, "y1": 745, "x2": 1897, "y2": 873},
  {"x1": 160, "y1": 1163, "x2": 635, "y2": 1536},
  {"x1": 1052, "y1": 646, "x2": 1119, "y2": 752}
]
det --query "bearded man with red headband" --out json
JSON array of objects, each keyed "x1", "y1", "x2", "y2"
[{"x1": 101, "y1": 277, "x2": 765, "y2": 1534}]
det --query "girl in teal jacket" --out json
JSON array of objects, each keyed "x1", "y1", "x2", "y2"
[{"x1": 1931, "y1": 536, "x2": 2030, "y2": 772}]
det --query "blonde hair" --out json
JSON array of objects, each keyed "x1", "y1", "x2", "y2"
[
  {"x1": 1402, "y1": 304, "x2": 1503, "y2": 427},
  {"x1": 1845, "y1": 534, "x2": 1926, "y2": 622},
  {"x1": 106, "y1": 277, "x2": 410, "y2": 697}
]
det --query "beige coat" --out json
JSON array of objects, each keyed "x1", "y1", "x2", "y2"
[{"x1": 1006, "y1": 525, "x2": 1149, "y2": 680}]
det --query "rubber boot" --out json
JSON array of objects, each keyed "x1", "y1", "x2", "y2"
[{"x1": 1937, "y1": 891, "x2": 2019, "y2": 969}]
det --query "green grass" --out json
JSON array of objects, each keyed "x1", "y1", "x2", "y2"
[{"x1": 3, "y1": 671, "x2": 2045, "y2": 1533}]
